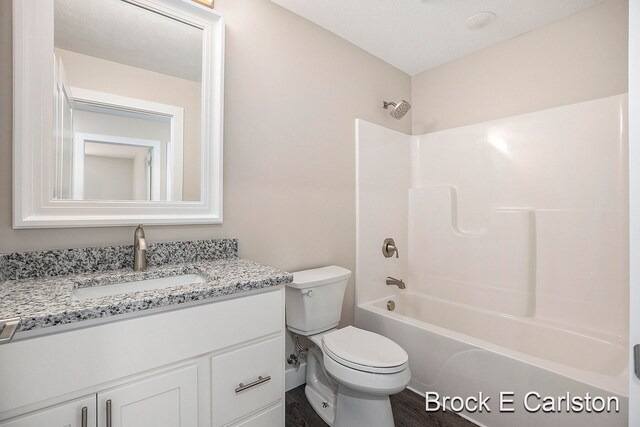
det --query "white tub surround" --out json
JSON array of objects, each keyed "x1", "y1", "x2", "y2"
[{"x1": 355, "y1": 94, "x2": 629, "y2": 426}]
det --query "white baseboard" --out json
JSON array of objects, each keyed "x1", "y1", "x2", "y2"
[{"x1": 285, "y1": 362, "x2": 307, "y2": 392}]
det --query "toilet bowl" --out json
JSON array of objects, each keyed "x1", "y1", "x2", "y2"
[{"x1": 286, "y1": 266, "x2": 410, "y2": 427}]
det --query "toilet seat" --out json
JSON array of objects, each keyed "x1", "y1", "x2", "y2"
[
  {"x1": 321, "y1": 326, "x2": 408, "y2": 374},
  {"x1": 323, "y1": 349, "x2": 411, "y2": 396}
]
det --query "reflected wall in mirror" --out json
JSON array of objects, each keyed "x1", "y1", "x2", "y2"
[
  {"x1": 54, "y1": 0, "x2": 201, "y2": 202},
  {"x1": 13, "y1": 0, "x2": 224, "y2": 228},
  {"x1": 75, "y1": 133, "x2": 161, "y2": 201}
]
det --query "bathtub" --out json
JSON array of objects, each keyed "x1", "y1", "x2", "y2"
[{"x1": 355, "y1": 292, "x2": 628, "y2": 427}]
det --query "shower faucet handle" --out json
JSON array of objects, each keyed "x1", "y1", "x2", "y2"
[{"x1": 382, "y1": 238, "x2": 399, "y2": 258}]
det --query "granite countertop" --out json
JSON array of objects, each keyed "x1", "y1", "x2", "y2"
[{"x1": 0, "y1": 240, "x2": 293, "y2": 334}]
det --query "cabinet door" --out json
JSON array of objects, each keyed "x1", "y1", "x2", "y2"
[
  {"x1": 0, "y1": 396, "x2": 96, "y2": 427},
  {"x1": 98, "y1": 365, "x2": 197, "y2": 427}
]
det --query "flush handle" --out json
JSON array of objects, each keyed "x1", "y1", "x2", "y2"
[{"x1": 382, "y1": 238, "x2": 399, "y2": 258}]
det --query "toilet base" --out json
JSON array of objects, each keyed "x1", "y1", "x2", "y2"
[
  {"x1": 304, "y1": 345, "x2": 397, "y2": 427},
  {"x1": 305, "y1": 384, "x2": 336, "y2": 426},
  {"x1": 334, "y1": 385, "x2": 395, "y2": 427},
  {"x1": 305, "y1": 347, "x2": 337, "y2": 425}
]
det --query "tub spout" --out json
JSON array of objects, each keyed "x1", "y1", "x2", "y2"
[{"x1": 386, "y1": 277, "x2": 405, "y2": 289}]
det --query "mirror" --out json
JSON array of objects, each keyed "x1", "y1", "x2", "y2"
[
  {"x1": 13, "y1": 0, "x2": 224, "y2": 227},
  {"x1": 54, "y1": 0, "x2": 202, "y2": 202}
]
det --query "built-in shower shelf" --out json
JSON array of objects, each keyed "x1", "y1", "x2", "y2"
[{"x1": 408, "y1": 186, "x2": 535, "y2": 317}]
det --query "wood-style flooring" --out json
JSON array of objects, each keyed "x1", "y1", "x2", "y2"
[{"x1": 285, "y1": 385, "x2": 478, "y2": 427}]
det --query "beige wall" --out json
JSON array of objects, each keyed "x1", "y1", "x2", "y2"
[
  {"x1": 0, "y1": 0, "x2": 411, "y2": 326},
  {"x1": 411, "y1": 0, "x2": 628, "y2": 134},
  {"x1": 84, "y1": 155, "x2": 136, "y2": 201}
]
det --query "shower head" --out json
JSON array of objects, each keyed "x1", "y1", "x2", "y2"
[{"x1": 383, "y1": 100, "x2": 411, "y2": 120}]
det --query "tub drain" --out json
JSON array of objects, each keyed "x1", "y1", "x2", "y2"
[{"x1": 387, "y1": 300, "x2": 395, "y2": 311}]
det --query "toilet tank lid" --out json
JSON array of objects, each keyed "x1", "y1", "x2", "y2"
[{"x1": 288, "y1": 266, "x2": 351, "y2": 289}]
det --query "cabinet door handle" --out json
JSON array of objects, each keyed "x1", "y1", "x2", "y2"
[
  {"x1": 235, "y1": 375, "x2": 271, "y2": 393},
  {"x1": 81, "y1": 406, "x2": 87, "y2": 427},
  {"x1": 106, "y1": 399, "x2": 112, "y2": 427}
]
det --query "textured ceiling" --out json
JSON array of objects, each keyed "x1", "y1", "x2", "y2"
[
  {"x1": 270, "y1": 0, "x2": 607, "y2": 76},
  {"x1": 55, "y1": 0, "x2": 203, "y2": 82}
]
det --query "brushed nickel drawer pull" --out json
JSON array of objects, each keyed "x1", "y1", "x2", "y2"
[
  {"x1": 106, "y1": 399, "x2": 112, "y2": 427},
  {"x1": 0, "y1": 317, "x2": 21, "y2": 344},
  {"x1": 81, "y1": 406, "x2": 87, "y2": 427},
  {"x1": 235, "y1": 375, "x2": 271, "y2": 393}
]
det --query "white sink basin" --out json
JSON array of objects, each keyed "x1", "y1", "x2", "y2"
[{"x1": 72, "y1": 274, "x2": 207, "y2": 300}]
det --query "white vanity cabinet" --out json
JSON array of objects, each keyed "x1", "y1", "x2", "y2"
[
  {"x1": 0, "y1": 396, "x2": 96, "y2": 427},
  {"x1": 0, "y1": 288, "x2": 285, "y2": 427}
]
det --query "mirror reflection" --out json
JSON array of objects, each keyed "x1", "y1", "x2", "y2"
[{"x1": 53, "y1": 0, "x2": 203, "y2": 201}]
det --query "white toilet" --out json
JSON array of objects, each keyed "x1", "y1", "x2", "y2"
[{"x1": 286, "y1": 266, "x2": 411, "y2": 427}]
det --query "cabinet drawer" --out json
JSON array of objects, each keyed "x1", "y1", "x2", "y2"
[
  {"x1": 230, "y1": 404, "x2": 283, "y2": 427},
  {"x1": 211, "y1": 336, "x2": 284, "y2": 426}
]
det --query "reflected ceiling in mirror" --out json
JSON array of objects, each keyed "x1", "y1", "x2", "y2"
[{"x1": 54, "y1": 0, "x2": 203, "y2": 202}]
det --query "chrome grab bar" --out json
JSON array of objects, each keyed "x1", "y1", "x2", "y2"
[
  {"x1": 235, "y1": 375, "x2": 271, "y2": 393},
  {"x1": 0, "y1": 317, "x2": 21, "y2": 344}
]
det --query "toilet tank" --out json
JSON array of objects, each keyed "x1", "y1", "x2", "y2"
[{"x1": 285, "y1": 266, "x2": 351, "y2": 336}]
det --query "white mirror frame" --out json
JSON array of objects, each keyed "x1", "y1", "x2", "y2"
[{"x1": 12, "y1": 0, "x2": 224, "y2": 228}]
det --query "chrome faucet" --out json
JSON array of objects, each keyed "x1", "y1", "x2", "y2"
[
  {"x1": 133, "y1": 224, "x2": 148, "y2": 271},
  {"x1": 386, "y1": 277, "x2": 405, "y2": 289}
]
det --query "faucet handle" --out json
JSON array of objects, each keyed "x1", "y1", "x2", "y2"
[
  {"x1": 137, "y1": 238, "x2": 148, "y2": 251},
  {"x1": 134, "y1": 224, "x2": 148, "y2": 251},
  {"x1": 382, "y1": 238, "x2": 399, "y2": 258}
]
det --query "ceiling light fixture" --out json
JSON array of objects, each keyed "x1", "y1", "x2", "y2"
[{"x1": 465, "y1": 12, "x2": 496, "y2": 30}]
